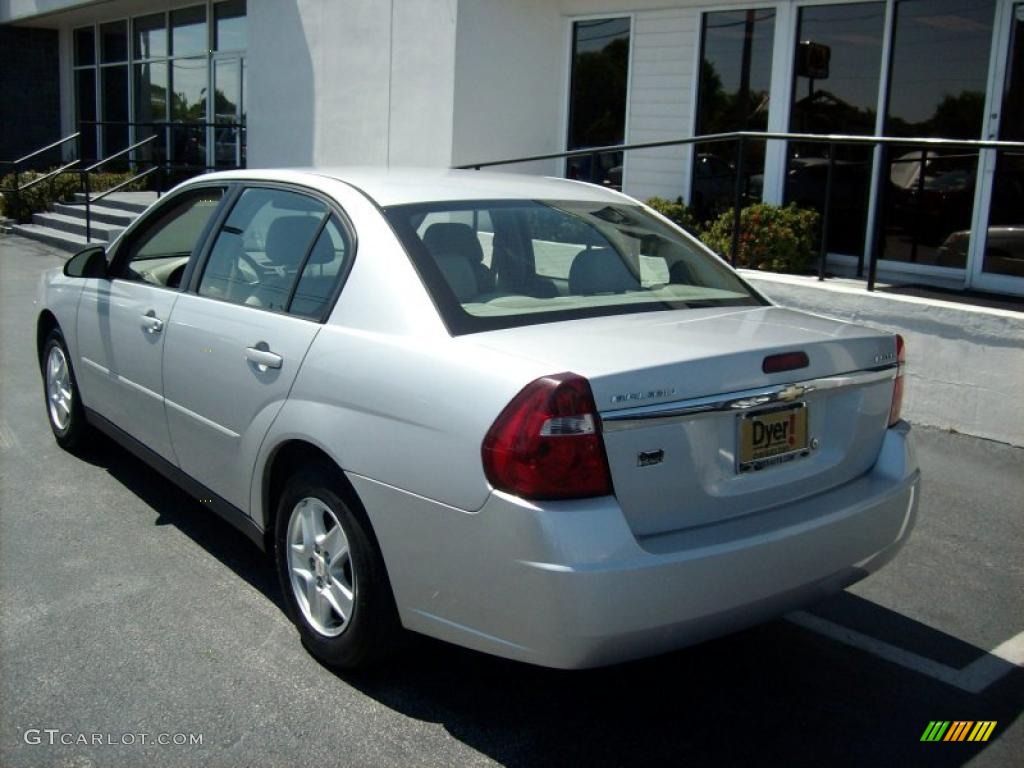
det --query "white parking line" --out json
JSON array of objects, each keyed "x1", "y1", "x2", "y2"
[{"x1": 787, "y1": 611, "x2": 1024, "y2": 694}]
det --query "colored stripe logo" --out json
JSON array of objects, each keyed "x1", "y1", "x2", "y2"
[{"x1": 921, "y1": 721, "x2": 997, "y2": 742}]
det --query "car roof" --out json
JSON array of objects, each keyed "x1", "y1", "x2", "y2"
[{"x1": 193, "y1": 167, "x2": 630, "y2": 207}]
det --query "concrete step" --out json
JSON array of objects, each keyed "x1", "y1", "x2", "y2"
[
  {"x1": 53, "y1": 202, "x2": 136, "y2": 227},
  {"x1": 32, "y1": 212, "x2": 122, "y2": 242},
  {"x1": 10, "y1": 224, "x2": 96, "y2": 253},
  {"x1": 72, "y1": 191, "x2": 157, "y2": 214}
]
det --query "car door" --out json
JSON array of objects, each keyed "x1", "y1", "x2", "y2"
[
  {"x1": 75, "y1": 186, "x2": 228, "y2": 463},
  {"x1": 162, "y1": 185, "x2": 353, "y2": 513}
]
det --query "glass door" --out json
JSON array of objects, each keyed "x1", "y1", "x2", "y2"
[{"x1": 972, "y1": 1, "x2": 1024, "y2": 294}]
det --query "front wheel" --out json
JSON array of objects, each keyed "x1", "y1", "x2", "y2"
[
  {"x1": 274, "y1": 464, "x2": 400, "y2": 669},
  {"x1": 41, "y1": 328, "x2": 89, "y2": 451}
]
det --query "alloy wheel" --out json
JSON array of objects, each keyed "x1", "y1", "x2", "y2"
[{"x1": 286, "y1": 497, "x2": 356, "y2": 637}]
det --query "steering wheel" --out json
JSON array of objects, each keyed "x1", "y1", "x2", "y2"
[{"x1": 235, "y1": 251, "x2": 265, "y2": 285}]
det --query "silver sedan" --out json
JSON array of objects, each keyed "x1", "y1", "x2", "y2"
[{"x1": 35, "y1": 168, "x2": 919, "y2": 669}]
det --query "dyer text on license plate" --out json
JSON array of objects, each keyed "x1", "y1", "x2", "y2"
[{"x1": 737, "y1": 403, "x2": 809, "y2": 473}]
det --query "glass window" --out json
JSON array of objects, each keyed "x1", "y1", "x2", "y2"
[
  {"x1": 290, "y1": 218, "x2": 352, "y2": 319},
  {"x1": 75, "y1": 69, "x2": 97, "y2": 161},
  {"x1": 134, "y1": 13, "x2": 167, "y2": 60},
  {"x1": 74, "y1": 27, "x2": 95, "y2": 67},
  {"x1": 213, "y1": 58, "x2": 242, "y2": 167},
  {"x1": 982, "y1": 5, "x2": 1024, "y2": 278},
  {"x1": 171, "y1": 5, "x2": 208, "y2": 57},
  {"x1": 134, "y1": 62, "x2": 168, "y2": 163},
  {"x1": 199, "y1": 188, "x2": 328, "y2": 310},
  {"x1": 387, "y1": 200, "x2": 761, "y2": 335},
  {"x1": 565, "y1": 18, "x2": 631, "y2": 187},
  {"x1": 100, "y1": 20, "x2": 128, "y2": 64},
  {"x1": 693, "y1": 9, "x2": 776, "y2": 221},
  {"x1": 881, "y1": 0, "x2": 996, "y2": 268},
  {"x1": 170, "y1": 57, "x2": 207, "y2": 121},
  {"x1": 119, "y1": 188, "x2": 225, "y2": 287},
  {"x1": 101, "y1": 65, "x2": 129, "y2": 158},
  {"x1": 215, "y1": 0, "x2": 247, "y2": 51},
  {"x1": 786, "y1": 2, "x2": 885, "y2": 256},
  {"x1": 886, "y1": 0, "x2": 995, "y2": 139}
]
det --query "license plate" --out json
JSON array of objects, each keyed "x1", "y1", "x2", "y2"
[{"x1": 737, "y1": 403, "x2": 809, "y2": 473}]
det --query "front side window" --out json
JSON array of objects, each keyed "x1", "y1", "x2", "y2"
[
  {"x1": 387, "y1": 199, "x2": 761, "y2": 335},
  {"x1": 116, "y1": 187, "x2": 225, "y2": 288},
  {"x1": 198, "y1": 188, "x2": 330, "y2": 312}
]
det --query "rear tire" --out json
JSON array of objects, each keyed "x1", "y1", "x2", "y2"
[
  {"x1": 274, "y1": 463, "x2": 400, "y2": 669},
  {"x1": 41, "y1": 328, "x2": 89, "y2": 451}
]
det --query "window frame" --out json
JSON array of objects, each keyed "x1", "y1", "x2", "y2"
[{"x1": 186, "y1": 181, "x2": 358, "y2": 323}]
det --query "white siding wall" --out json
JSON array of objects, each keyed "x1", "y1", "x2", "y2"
[{"x1": 621, "y1": 7, "x2": 697, "y2": 203}]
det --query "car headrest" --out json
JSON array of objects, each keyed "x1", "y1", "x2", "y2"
[
  {"x1": 568, "y1": 247, "x2": 640, "y2": 295},
  {"x1": 264, "y1": 215, "x2": 323, "y2": 265},
  {"x1": 422, "y1": 223, "x2": 485, "y2": 266}
]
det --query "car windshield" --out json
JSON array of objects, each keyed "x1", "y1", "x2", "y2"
[{"x1": 385, "y1": 198, "x2": 763, "y2": 334}]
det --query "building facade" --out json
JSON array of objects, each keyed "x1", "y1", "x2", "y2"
[{"x1": 2, "y1": 0, "x2": 1021, "y2": 296}]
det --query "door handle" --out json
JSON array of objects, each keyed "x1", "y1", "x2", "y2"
[
  {"x1": 245, "y1": 345, "x2": 283, "y2": 370},
  {"x1": 141, "y1": 312, "x2": 163, "y2": 334}
]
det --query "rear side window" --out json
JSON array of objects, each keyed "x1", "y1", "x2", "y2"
[
  {"x1": 386, "y1": 199, "x2": 762, "y2": 335},
  {"x1": 199, "y1": 188, "x2": 326, "y2": 312},
  {"x1": 290, "y1": 217, "x2": 351, "y2": 319}
]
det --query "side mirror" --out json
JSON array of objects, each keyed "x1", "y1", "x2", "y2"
[{"x1": 63, "y1": 245, "x2": 108, "y2": 278}]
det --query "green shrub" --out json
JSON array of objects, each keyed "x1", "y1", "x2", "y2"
[
  {"x1": 645, "y1": 196, "x2": 700, "y2": 235},
  {"x1": 700, "y1": 202, "x2": 820, "y2": 273},
  {"x1": 0, "y1": 169, "x2": 145, "y2": 222}
]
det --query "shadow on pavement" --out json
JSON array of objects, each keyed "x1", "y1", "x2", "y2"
[{"x1": 77, "y1": 434, "x2": 1023, "y2": 767}]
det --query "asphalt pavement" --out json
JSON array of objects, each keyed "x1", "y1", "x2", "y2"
[{"x1": 1, "y1": 234, "x2": 1021, "y2": 767}]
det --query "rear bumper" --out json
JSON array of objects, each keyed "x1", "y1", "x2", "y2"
[{"x1": 351, "y1": 422, "x2": 919, "y2": 669}]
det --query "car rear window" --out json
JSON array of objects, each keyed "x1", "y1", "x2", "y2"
[{"x1": 385, "y1": 199, "x2": 763, "y2": 334}]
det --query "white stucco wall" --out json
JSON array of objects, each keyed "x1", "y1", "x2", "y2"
[
  {"x1": 745, "y1": 271, "x2": 1024, "y2": 447},
  {"x1": 451, "y1": 0, "x2": 565, "y2": 176},
  {"x1": 247, "y1": 0, "x2": 456, "y2": 169}
]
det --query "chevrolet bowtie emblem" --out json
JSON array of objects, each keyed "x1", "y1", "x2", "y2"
[{"x1": 777, "y1": 384, "x2": 807, "y2": 402}]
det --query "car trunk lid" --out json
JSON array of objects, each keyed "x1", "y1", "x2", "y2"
[{"x1": 467, "y1": 306, "x2": 899, "y2": 537}]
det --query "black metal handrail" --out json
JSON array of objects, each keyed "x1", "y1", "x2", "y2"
[
  {"x1": 68, "y1": 134, "x2": 158, "y2": 241},
  {"x1": 455, "y1": 130, "x2": 1024, "y2": 291},
  {"x1": 0, "y1": 132, "x2": 81, "y2": 221}
]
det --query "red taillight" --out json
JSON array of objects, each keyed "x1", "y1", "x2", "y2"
[
  {"x1": 482, "y1": 372, "x2": 613, "y2": 500},
  {"x1": 888, "y1": 334, "x2": 906, "y2": 427}
]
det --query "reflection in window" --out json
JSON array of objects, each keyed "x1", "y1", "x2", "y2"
[
  {"x1": 215, "y1": 0, "x2": 247, "y2": 51},
  {"x1": 693, "y1": 9, "x2": 775, "y2": 221},
  {"x1": 881, "y1": 0, "x2": 995, "y2": 268},
  {"x1": 213, "y1": 58, "x2": 241, "y2": 167},
  {"x1": 565, "y1": 17, "x2": 630, "y2": 188},
  {"x1": 75, "y1": 69, "x2": 97, "y2": 160},
  {"x1": 74, "y1": 26, "x2": 95, "y2": 66},
  {"x1": 134, "y1": 62, "x2": 168, "y2": 163},
  {"x1": 171, "y1": 5, "x2": 208, "y2": 57},
  {"x1": 100, "y1": 20, "x2": 128, "y2": 63},
  {"x1": 787, "y1": 2, "x2": 884, "y2": 256},
  {"x1": 983, "y1": 8, "x2": 1024, "y2": 278},
  {"x1": 101, "y1": 65, "x2": 129, "y2": 159},
  {"x1": 134, "y1": 13, "x2": 167, "y2": 60}
]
